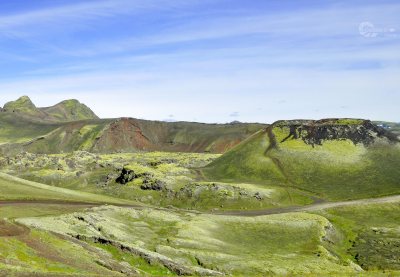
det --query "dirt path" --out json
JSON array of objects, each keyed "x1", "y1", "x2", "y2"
[
  {"x1": 1, "y1": 194, "x2": 400, "y2": 217},
  {"x1": 0, "y1": 200, "x2": 99, "y2": 207},
  {"x1": 215, "y1": 194, "x2": 400, "y2": 216},
  {"x1": 0, "y1": 200, "x2": 145, "y2": 210}
]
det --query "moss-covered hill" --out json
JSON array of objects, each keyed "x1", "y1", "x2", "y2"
[
  {"x1": 203, "y1": 118, "x2": 400, "y2": 201},
  {"x1": 1, "y1": 96, "x2": 98, "y2": 123},
  {"x1": 0, "y1": 118, "x2": 265, "y2": 154}
]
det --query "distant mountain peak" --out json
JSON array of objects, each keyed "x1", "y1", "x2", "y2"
[
  {"x1": 16, "y1": 95, "x2": 33, "y2": 102},
  {"x1": 3, "y1": 95, "x2": 37, "y2": 113},
  {"x1": 43, "y1": 98, "x2": 99, "y2": 121},
  {"x1": 1, "y1": 96, "x2": 98, "y2": 122},
  {"x1": 58, "y1": 99, "x2": 80, "y2": 106}
]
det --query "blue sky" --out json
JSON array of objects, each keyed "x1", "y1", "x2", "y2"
[{"x1": 0, "y1": 0, "x2": 399, "y2": 123}]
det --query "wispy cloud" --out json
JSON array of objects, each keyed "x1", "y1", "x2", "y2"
[
  {"x1": 26, "y1": 2, "x2": 399, "y2": 57},
  {"x1": 0, "y1": 0, "x2": 208, "y2": 39},
  {"x1": 0, "y1": 0, "x2": 193, "y2": 28},
  {"x1": 0, "y1": 1, "x2": 399, "y2": 122}
]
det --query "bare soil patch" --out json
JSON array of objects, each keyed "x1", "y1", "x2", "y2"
[{"x1": 0, "y1": 219, "x2": 29, "y2": 237}]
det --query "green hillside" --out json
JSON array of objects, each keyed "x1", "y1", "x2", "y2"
[
  {"x1": 1, "y1": 115, "x2": 399, "y2": 276},
  {"x1": 0, "y1": 97, "x2": 267, "y2": 154},
  {"x1": 1, "y1": 96, "x2": 98, "y2": 123},
  {"x1": 0, "y1": 172, "x2": 136, "y2": 205},
  {"x1": 2, "y1": 96, "x2": 45, "y2": 118},
  {"x1": 41, "y1": 99, "x2": 99, "y2": 122},
  {"x1": 0, "y1": 116, "x2": 266, "y2": 154},
  {"x1": 203, "y1": 119, "x2": 400, "y2": 201},
  {"x1": 0, "y1": 113, "x2": 61, "y2": 145}
]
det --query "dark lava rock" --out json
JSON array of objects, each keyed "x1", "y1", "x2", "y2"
[
  {"x1": 274, "y1": 119, "x2": 399, "y2": 147},
  {"x1": 253, "y1": 192, "x2": 263, "y2": 200},
  {"x1": 140, "y1": 180, "x2": 166, "y2": 191},
  {"x1": 116, "y1": 168, "x2": 136, "y2": 184}
]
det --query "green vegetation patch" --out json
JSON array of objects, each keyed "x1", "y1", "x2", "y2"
[
  {"x1": 18, "y1": 206, "x2": 357, "y2": 276},
  {"x1": 94, "y1": 243, "x2": 175, "y2": 276},
  {"x1": 205, "y1": 126, "x2": 400, "y2": 201},
  {"x1": 0, "y1": 172, "x2": 137, "y2": 205},
  {"x1": 314, "y1": 202, "x2": 400, "y2": 273},
  {"x1": 0, "y1": 228, "x2": 119, "y2": 276}
]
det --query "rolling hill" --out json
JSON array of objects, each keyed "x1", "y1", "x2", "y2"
[
  {"x1": 2, "y1": 96, "x2": 98, "y2": 122},
  {"x1": 203, "y1": 118, "x2": 400, "y2": 201}
]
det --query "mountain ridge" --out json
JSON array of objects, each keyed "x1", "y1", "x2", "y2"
[
  {"x1": 1, "y1": 97, "x2": 398, "y2": 155},
  {"x1": 1, "y1": 96, "x2": 98, "y2": 122}
]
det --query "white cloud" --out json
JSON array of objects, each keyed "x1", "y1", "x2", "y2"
[
  {"x1": 0, "y1": 1, "x2": 399, "y2": 123},
  {"x1": 0, "y1": 65, "x2": 399, "y2": 123}
]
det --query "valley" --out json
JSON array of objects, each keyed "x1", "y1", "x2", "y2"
[{"x1": 0, "y1": 97, "x2": 399, "y2": 276}]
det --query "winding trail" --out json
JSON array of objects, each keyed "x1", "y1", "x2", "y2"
[
  {"x1": 1, "y1": 194, "x2": 400, "y2": 217},
  {"x1": 0, "y1": 199, "x2": 144, "y2": 209},
  {"x1": 215, "y1": 194, "x2": 400, "y2": 216}
]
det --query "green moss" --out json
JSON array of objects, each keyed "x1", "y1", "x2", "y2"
[
  {"x1": 313, "y1": 203, "x2": 400, "y2": 272},
  {"x1": 334, "y1": 119, "x2": 365, "y2": 125},
  {"x1": 0, "y1": 172, "x2": 137, "y2": 205},
  {"x1": 205, "y1": 125, "x2": 400, "y2": 201},
  {"x1": 3, "y1": 96, "x2": 39, "y2": 115},
  {"x1": 20, "y1": 207, "x2": 357, "y2": 275},
  {"x1": 93, "y1": 242, "x2": 175, "y2": 275},
  {"x1": 0, "y1": 228, "x2": 117, "y2": 275}
]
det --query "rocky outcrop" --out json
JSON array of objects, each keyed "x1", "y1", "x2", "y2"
[
  {"x1": 274, "y1": 119, "x2": 399, "y2": 146},
  {"x1": 72, "y1": 234, "x2": 223, "y2": 276},
  {"x1": 140, "y1": 179, "x2": 166, "y2": 191},
  {"x1": 115, "y1": 168, "x2": 136, "y2": 184},
  {"x1": 115, "y1": 167, "x2": 166, "y2": 191}
]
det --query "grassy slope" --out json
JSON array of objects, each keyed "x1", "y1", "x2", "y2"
[
  {"x1": 4, "y1": 151, "x2": 313, "y2": 211},
  {"x1": 6, "y1": 201, "x2": 400, "y2": 276},
  {"x1": 202, "y1": 130, "x2": 286, "y2": 183},
  {"x1": 0, "y1": 113, "x2": 60, "y2": 145},
  {"x1": 0, "y1": 227, "x2": 123, "y2": 276},
  {"x1": 314, "y1": 202, "x2": 400, "y2": 272},
  {"x1": 41, "y1": 99, "x2": 99, "y2": 122},
  {"x1": 23, "y1": 119, "x2": 112, "y2": 153},
  {"x1": 0, "y1": 115, "x2": 266, "y2": 154},
  {"x1": 203, "y1": 126, "x2": 400, "y2": 201},
  {"x1": 137, "y1": 120, "x2": 268, "y2": 153},
  {"x1": 0, "y1": 172, "x2": 138, "y2": 276},
  {"x1": 0, "y1": 172, "x2": 136, "y2": 205},
  {"x1": 18, "y1": 206, "x2": 357, "y2": 276}
]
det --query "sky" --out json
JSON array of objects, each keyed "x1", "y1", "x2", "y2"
[{"x1": 0, "y1": 0, "x2": 399, "y2": 123}]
